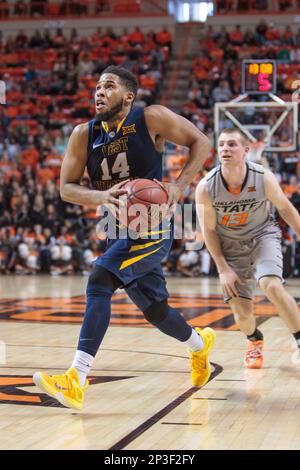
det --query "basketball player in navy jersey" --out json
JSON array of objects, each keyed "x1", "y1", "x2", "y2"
[
  {"x1": 196, "y1": 128, "x2": 300, "y2": 369},
  {"x1": 33, "y1": 66, "x2": 216, "y2": 410}
]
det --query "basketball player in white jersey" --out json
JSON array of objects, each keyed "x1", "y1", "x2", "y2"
[{"x1": 196, "y1": 128, "x2": 300, "y2": 368}]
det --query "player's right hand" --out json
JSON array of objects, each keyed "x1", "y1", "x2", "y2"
[
  {"x1": 96, "y1": 180, "x2": 129, "y2": 209},
  {"x1": 219, "y1": 268, "x2": 243, "y2": 298}
]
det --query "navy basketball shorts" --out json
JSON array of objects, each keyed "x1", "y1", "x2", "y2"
[{"x1": 94, "y1": 227, "x2": 173, "y2": 311}]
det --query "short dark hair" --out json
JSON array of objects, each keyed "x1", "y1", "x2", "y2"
[
  {"x1": 101, "y1": 66, "x2": 138, "y2": 98},
  {"x1": 218, "y1": 127, "x2": 249, "y2": 146}
]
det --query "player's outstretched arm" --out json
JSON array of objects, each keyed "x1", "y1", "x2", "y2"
[
  {"x1": 264, "y1": 169, "x2": 300, "y2": 240},
  {"x1": 196, "y1": 181, "x2": 242, "y2": 298},
  {"x1": 60, "y1": 124, "x2": 127, "y2": 208}
]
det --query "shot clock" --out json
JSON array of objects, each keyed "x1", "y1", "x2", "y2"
[{"x1": 242, "y1": 60, "x2": 276, "y2": 94}]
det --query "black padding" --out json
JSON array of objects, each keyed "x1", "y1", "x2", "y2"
[
  {"x1": 87, "y1": 265, "x2": 122, "y2": 294},
  {"x1": 143, "y1": 299, "x2": 169, "y2": 325}
]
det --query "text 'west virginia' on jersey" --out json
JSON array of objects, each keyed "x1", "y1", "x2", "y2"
[
  {"x1": 86, "y1": 107, "x2": 163, "y2": 191},
  {"x1": 205, "y1": 161, "x2": 278, "y2": 240}
]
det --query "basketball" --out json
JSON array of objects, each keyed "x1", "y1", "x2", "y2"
[{"x1": 119, "y1": 179, "x2": 169, "y2": 229}]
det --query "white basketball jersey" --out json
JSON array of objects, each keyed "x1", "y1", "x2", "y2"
[{"x1": 205, "y1": 161, "x2": 276, "y2": 240}]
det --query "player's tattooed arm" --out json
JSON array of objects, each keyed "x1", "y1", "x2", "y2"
[
  {"x1": 60, "y1": 124, "x2": 127, "y2": 208},
  {"x1": 264, "y1": 169, "x2": 300, "y2": 240}
]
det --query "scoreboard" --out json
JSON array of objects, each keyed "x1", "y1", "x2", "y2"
[{"x1": 242, "y1": 60, "x2": 276, "y2": 94}]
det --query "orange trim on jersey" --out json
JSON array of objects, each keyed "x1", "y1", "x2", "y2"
[{"x1": 228, "y1": 186, "x2": 242, "y2": 194}]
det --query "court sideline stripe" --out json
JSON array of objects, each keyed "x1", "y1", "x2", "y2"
[{"x1": 108, "y1": 362, "x2": 223, "y2": 450}]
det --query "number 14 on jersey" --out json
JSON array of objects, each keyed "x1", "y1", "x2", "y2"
[{"x1": 100, "y1": 152, "x2": 130, "y2": 181}]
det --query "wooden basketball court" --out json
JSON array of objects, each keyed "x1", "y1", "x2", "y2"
[{"x1": 0, "y1": 275, "x2": 299, "y2": 450}]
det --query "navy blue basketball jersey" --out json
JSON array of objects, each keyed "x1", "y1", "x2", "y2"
[
  {"x1": 87, "y1": 107, "x2": 163, "y2": 190},
  {"x1": 85, "y1": 108, "x2": 173, "y2": 295}
]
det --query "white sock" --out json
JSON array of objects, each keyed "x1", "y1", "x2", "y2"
[
  {"x1": 184, "y1": 328, "x2": 204, "y2": 352},
  {"x1": 71, "y1": 350, "x2": 94, "y2": 387}
]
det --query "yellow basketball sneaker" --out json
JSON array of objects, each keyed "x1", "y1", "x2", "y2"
[
  {"x1": 33, "y1": 368, "x2": 89, "y2": 410},
  {"x1": 189, "y1": 327, "x2": 216, "y2": 387}
]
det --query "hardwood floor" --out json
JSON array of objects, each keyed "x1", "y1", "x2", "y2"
[{"x1": 0, "y1": 275, "x2": 299, "y2": 450}]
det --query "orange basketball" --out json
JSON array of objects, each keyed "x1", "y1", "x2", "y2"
[{"x1": 119, "y1": 178, "x2": 168, "y2": 229}]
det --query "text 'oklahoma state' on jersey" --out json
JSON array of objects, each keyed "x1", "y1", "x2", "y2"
[{"x1": 205, "y1": 161, "x2": 278, "y2": 240}]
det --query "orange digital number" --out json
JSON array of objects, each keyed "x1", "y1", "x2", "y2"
[
  {"x1": 260, "y1": 63, "x2": 273, "y2": 74},
  {"x1": 249, "y1": 63, "x2": 259, "y2": 74}
]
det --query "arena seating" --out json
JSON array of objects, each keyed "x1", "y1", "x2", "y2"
[{"x1": 0, "y1": 20, "x2": 299, "y2": 277}]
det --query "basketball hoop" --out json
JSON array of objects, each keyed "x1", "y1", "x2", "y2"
[
  {"x1": 247, "y1": 141, "x2": 265, "y2": 163},
  {"x1": 214, "y1": 97, "x2": 298, "y2": 152}
]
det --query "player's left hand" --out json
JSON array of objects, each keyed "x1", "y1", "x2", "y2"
[{"x1": 154, "y1": 179, "x2": 182, "y2": 217}]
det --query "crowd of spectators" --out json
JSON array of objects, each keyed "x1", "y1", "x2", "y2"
[
  {"x1": 0, "y1": 0, "x2": 299, "y2": 18},
  {"x1": 164, "y1": 142, "x2": 300, "y2": 279},
  {"x1": 182, "y1": 21, "x2": 300, "y2": 135},
  {"x1": 0, "y1": 22, "x2": 299, "y2": 277},
  {"x1": 0, "y1": 1, "x2": 141, "y2": 18},
  {"x1": 215, "y1": 0, "x2": 300, "y2": 12},
  {"x1": 168, "y1": 21, "x2": 300, "y2": 277},
  {"x1": 0, "y1": 25, "x2": 174, "y2": 275}
]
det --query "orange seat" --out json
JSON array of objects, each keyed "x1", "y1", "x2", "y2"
[
  {"x1": 128, "y1": 2, "x2": 140, "y2": 13},
  {"x1": 46, "y1": 4, "x2": 60, "y2": 15},
  {"x1": 0, "y1": 67, "x2": 25, "y2": 76},
  {"x1": 114, "y1": 3, "x2": 127, "y2": 13},
  {"x1": 2, "y1": 53, "x2": 20, "y2": 65},
  {"x1": 10, "y1": 119, "x2": 37, "y2": 129}
]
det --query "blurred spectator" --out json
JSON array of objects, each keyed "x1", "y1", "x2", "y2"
[
  {"x1": 228, "y1": 26, "x2": 244, "y2": 46},
  {"x1": 30, "y1": 0, "x2": 48, "y2": 16},
  {"x1": 0, "y1": 1, "x2": 9, "y2": 18},
  {"x1": 166, "y1": 146, "x2": 188, "y2": 181},
  {"x1": 253, "y1": 0, "x2": 268, "y2": 9},
  {"x1": 0, "y1": 25, "x2": 170, "y2": 275},
  {"x1": 14, "y1": 1, "x2": 28, "y2": 16},
  {"x1": 212, "y1": 80, "x2": 232, "y2": 103},
  {"x1": 129, "y1": 26, "x2": 146, "y2": 46},
  {"x1": 177, "y1": 249, "x2": 200, "y2": 277},
  {"x1": 200, "y1": 249, "x2": 211, "y2": 276},
  {"x1": 155, "y1": 27, "x2": 172, "y2": 53},
  {"x1": 16, "y1": 237, "x2": 40, "y2": 274}
]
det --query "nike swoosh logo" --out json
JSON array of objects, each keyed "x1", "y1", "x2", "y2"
[{"x1": 92, "y1": 143, "x2": 104, "y2": 149}]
